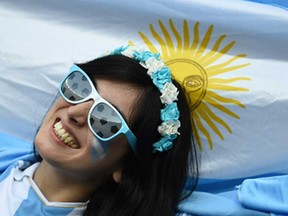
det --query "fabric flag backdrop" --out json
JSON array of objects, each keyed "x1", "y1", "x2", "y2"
[{"x1": 0, "y1": 0, "x2": 288, "y2": 186}]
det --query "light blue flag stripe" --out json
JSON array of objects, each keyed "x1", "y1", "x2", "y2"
[{"x1": 244, "y1": 0, "x2": 288, "y2": 10}]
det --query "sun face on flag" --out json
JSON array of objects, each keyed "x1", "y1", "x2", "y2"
[{"x1": 137, "y1": 19, "x2": 250, "y2": 150}]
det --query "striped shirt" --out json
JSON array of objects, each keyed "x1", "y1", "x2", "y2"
[{"x1": 0, "y1": 161, "x2": 86, "y2": 216}]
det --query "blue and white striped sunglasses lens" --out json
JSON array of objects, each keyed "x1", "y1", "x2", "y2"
[{"x1": 59, "y1": 66, "x2": 136, "y2": 152}]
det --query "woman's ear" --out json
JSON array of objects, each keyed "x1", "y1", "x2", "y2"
[{"x1": 112, "y1": 169, "x2": 122, "y2": 183}]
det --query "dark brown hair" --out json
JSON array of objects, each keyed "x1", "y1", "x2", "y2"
[{"x1": 76, "y1": 55, "x2": 199, "y2": 216}]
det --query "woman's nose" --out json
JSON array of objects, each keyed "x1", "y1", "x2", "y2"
[{"x1": 67, "y1": 100, "x2": 94, "y2": 126}]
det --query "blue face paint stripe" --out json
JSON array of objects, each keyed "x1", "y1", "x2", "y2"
[
  {"x1": 14, "y1": 188, "x2": 75, "y2": 216},
  {"x1": 91, "y1": 136, "x2": 106, "y2": 162}
]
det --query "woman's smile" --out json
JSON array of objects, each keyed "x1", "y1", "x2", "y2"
[{"x1": 53, "y1": 120, "x2": 80, "y2": 149}]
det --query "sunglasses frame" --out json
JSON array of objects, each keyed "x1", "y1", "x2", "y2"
[{"x1": 59, "y1": 64, "x2": 137, "y2": 152}]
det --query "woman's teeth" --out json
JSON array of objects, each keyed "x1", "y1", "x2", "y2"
[{"x1": 53, "y1": 121, "x2": 79, "y2": 149}]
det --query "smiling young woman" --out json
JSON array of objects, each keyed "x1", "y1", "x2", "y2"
[{"x1": 0, "y1": 45, "x2": 198, "y2": 216}]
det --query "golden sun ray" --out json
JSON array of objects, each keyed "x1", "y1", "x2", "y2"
[{"x1": 138, "y1": 19, "x2": 251, "y2": 150}]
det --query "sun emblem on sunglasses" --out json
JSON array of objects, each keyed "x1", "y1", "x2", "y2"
[{"x1": 136, "y1": 19, "x2": 251, "y2": 151}]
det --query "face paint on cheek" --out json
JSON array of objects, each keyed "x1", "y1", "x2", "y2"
[{"x1": 91, "y1": 136, "x2": 108, "y2": 162}]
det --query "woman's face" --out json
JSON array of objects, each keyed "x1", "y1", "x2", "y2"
[{"x1": 35, "y1": 78, "x2": 139, "y2": 182}]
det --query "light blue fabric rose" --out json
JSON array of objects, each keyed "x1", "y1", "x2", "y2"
[
  {"x1": 134, "y1": 51, "x2": 159, "y2": 61},
  {"x1": 161, "y1": 102, "x2": 180, "y2": 121},
  {"x1": 111, "y1": 45, "x2": 129, "y2": 55},
  {"x1": 152, "y1": 135, "x2": 177, "y2": 153},
  {"x1": 151, "y1": 67, "x2": 172, "y2": 90},
  {"x1": 153, "y1": 138, "x2": 173, "y2": 153}
]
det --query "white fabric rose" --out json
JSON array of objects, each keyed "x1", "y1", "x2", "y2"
[
  {"x1": 145, "y1": 57, "x2": 165, "y2": 76},
  {"x1": 121, "y1": 46, "x2": 144, "y2": 58},
  {"x1": 158, "y1": 120, "x2": 181, "y2": 136},
  {"x1": 160, "y1": 82, "x2": 179, "y2": 104}
]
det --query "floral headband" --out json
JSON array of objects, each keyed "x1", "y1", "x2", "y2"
[{"x1": 109, "y1": 45, "x2": 181, "y2": 153}]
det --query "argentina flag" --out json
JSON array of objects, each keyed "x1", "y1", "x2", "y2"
[{"x1": 0, "y1": 0, "x2": 288, "y2": 215}]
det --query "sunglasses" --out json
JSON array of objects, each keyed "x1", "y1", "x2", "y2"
[{"x1": 59, "y1": 65, "x2": 137, "y2": 152}]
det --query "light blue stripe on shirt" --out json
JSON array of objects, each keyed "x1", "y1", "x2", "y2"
[{"x1": 14, "y1": 187, "x2": 74, "y2": 216}]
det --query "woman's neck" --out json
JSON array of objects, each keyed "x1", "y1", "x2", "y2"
[{"x1": 33, "y1": 161, "x2": 99, "y2": 203}]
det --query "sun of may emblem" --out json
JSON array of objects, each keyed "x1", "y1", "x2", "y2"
[{"x1": 136, "y1": 19, "x2": 250, "y2": 151}]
